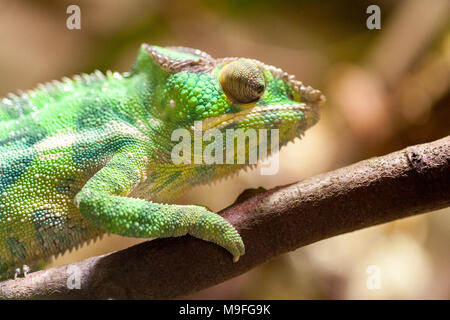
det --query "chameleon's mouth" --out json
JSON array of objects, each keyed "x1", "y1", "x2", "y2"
[{"x1": 199, "y1": 102, "x2": 320, "y2": 132}]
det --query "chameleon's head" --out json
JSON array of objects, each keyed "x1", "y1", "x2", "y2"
[{"x1": 134, "y1": 44, "x2": 325, "y2": 160}]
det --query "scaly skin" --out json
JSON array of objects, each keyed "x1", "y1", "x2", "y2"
[{"x1": 0, "y1": 44, "x2": 324, "y2": 279}]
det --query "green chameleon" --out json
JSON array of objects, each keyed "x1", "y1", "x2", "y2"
[{"x1": 0, "y1": 44, "x2": 324, "y2": 279}]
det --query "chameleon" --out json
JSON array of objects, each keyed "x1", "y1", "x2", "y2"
[{"x1": 0, "y1": 44, "x2": 324, "y2": 279}]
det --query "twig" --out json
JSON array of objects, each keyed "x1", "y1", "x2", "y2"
[{"x1": 0, "y1": 136, "x2": 449, "y2": 299}]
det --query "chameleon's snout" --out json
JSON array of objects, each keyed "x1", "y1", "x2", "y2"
[{"x1": 290, "y1": 79, "x2": 326, "y2": 106}]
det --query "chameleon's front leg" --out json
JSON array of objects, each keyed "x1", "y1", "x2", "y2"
[{"x1": 74, "y1": 146, "x2": 245, "y2": 261}]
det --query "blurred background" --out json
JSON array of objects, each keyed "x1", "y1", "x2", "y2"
[{"x1": 0, "y1": 0, "x2": 448, "y2": 299}]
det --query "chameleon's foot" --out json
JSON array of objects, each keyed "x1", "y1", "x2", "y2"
[
  {"x1": 14, "y1": 268, "x2": 20, "y2": 280},
  {"x1": 229, "y1": 234, "x2": 245, "y2": 263},
  {"x1": 13, "y1": 264, "x2": 31, "y2": 279},
  {"x1": 187, "y1": 206, "x2": 245, "y2": 262},
  {"x1": 23, "y1": 264, "x2": 30, "y2": 277},
  {"x1": 223, "y1": 233, "x2": 245, "y2": 263}
]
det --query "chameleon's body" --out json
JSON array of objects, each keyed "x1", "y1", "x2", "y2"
[{"x1": 0, "y1": 44, "x2": 324, "y2": 279}]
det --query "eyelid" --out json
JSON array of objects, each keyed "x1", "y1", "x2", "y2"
[{"x1": 219, "y1": 60, "x2": 266, "y2": 104}]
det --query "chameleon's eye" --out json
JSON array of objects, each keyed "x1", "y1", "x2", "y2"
[{"x1": 219, "y1": 59, "x2": 265, "y2": 104}]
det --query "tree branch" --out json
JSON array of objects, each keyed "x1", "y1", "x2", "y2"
[{"x1": 1, "y1": 136, "x2": 449, "y2": 299}]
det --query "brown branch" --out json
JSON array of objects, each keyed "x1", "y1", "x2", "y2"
[{"x1": 0, "y1": 136, "x2": 449, "y2": 299}]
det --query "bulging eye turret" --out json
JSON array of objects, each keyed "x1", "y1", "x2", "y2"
[{"x1": 219, "y1": 59, "x2": 265, "y2": 104}]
